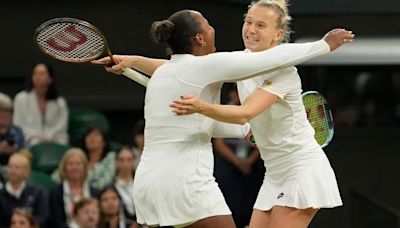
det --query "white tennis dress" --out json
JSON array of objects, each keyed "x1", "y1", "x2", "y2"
[
  {"x1": 237, "y1": 63, "x2": 343, "y2": 211},
  {"x1": 133, "y1": 40, "x2": 330, "y2": 226}
]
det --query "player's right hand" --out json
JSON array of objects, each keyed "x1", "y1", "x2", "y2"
[{"x1": 323, "y1": 28, "x2": 354, "y2": 51}]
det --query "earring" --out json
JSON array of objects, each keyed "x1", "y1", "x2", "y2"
[{"x1": 201, "y1": 42, "x2": 207, "y2": 47}]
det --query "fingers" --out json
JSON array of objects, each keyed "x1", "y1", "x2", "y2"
[
  {"x1": 105, "y1": 66, "x2": 123, "y2": 75},
  {"x1": 170, "y1": 95, "x2": 197, "y2": 115},
  {"x1": 180, "y1": 95, "x2": 194, "y2": 100},
  {"x1": 343, "y1": 31, "x2": 355, "y2": 43},
  {"x1": 91, "y1": 56, "x2": 112, "y2": 65},
  {"x1": 171, "y1": 108, "x2": 190, "y2": 116},
  {"x1": 169, "y1": 102, "x2": 193, "y2": 116},
  {"x1": 323, "y1": 28, "x2": 355, "y2": 51}
]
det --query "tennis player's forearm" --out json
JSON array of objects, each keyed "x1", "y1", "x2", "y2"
[
  {"x1": 201, "y1": 104, "x2": 250, "y2": 125},
  {"x1": 129, "y1": 56, "x2": 166, "y2": 76}
]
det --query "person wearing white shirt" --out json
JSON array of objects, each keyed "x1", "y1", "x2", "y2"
[
  {"x1": 113, "y1": 147, "x2": 137, "y2": 226},
  {"x1": 13, "y1": 63, "x2": 68, "y2": 146},
  {"x1": 96, "y1": 8, "x2": 352, "y2": 228},
  {"x1": 169, "y1": 1, "x2": 351, "y2": 227}
]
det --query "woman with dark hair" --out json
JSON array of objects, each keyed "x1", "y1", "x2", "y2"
[
  {"x1": 96, "y1": 9, "x2": 352, "y2": 228},
  {"x1": 13, "y1": 62, "x2": 68, "y2": 146},
  {"x1": 113, "y1": 147, "x2": 138, "y2": 227},
  {"x1": 81, "y1": 126, "x2": 116, "y2": 190},
  {"x1": 98, "y1": 185, "x2": 133, "y2": 228}
]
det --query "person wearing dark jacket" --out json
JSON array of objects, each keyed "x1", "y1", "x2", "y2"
[
  {"x1": 48, "y1": 148, "x2": 98, "y2": 228},
  {"x1": 0, "y1": 153, "x2": 48, "y2": 228}
]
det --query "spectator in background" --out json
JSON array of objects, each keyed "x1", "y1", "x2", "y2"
[
  {"x1": 81, "y1": 126, "x2": 116, "y2": 190},
  {"x1": 0, "y1": 153, "x2": 48, "y2": 228},
  {"x1": 213, "y1": 84, "x2": 264, "y2": 228},
  {"x1": 49, "y1": 148, "x2": 99, "y2": 228},
  {"x1": 113, "y1": 146, "x2": 138, "y2": 227},
  {"x1": 0, "y1": 92, "x2": 25, "y2": 167},
  {"x1": 132, "y1": 119, "x2": 144, "y2": 168},
  {"x1": 73, "y1": 198, "x2": 100, "y2": 228},
  {"x1": 98, "y1": 185, "x2": 134, "y2": 228},
  {"x1": 10, "y1": 208, "x2": 39, "y2": 228},
  {"x1": 13, "y1": 62, "x2": 68, "y2": 146}
]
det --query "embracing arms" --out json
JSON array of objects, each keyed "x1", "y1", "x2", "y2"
[{"x1": 170, "y1": 88, "x2": 278, "y2": 125}]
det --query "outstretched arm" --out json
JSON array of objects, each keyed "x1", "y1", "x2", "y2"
[
  {"x1": 190, "y1": 29, "x2": 354, "y2": 86},
  {"x1": 93, "y1": 55, "x2": 167, "y2": 76},
  {"x1": 170, "y1": 88, "x2": 278, "y2": 124}
]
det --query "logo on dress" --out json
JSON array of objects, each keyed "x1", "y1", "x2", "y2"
[
  {"x1": 262, "y1": 80, "x2": 273, "y2": 88},
  {"x1": 277, "y1": 192, "x2": 285, "y2": 199}
]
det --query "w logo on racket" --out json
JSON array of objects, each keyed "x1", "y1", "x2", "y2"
[
  {"x1": 46, "y1": 25, "x2": 87, "y2": 52},
  {"x1": 34, "y1": 17, "x2": 150, "y2": 86}
]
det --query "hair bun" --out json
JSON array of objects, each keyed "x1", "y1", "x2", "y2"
[
  {"x1": 151, "y1": 20, "x2": 175, "y2": 44},
  {"x1": 274, "y1": 0, "x2": 288, "y2": 10}
]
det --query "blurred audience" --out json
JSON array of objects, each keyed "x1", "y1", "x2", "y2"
[
  {"x1": 0, "y1": 153, "x2": 48, "y2": 228},
  {"x1": 10, "y1": 208, "x2": 39, "y2": 228},
  {"x1": 49, "y1": 148, "x2": 99, "y2": 228},
  {"x1": 113, "y1": 146, "x2": 137, "y2": 226},
  {"x1": 81, "y1": 126, "x2": 116, "y2": 190},
  {"x1": 0, "y1": 92, "x2": 25, "y2": 166},
  {"x1": 73, "y1": 198, "x2": 100, "y2": 228},
  {"x1": 98, "y1": 185, "x2": 135, "y2": 228},
  {"x1": 13, "y1": 62, "x2": 68, "y2": 146}
]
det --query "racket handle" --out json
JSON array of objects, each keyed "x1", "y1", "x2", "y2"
[{"x1": 121, "y1": 68, "x2": 149, "y2": 87}]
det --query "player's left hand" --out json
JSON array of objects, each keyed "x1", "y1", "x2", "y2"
[{"x1": 170, "y1": 95, "x2": 207, "y2": 115}]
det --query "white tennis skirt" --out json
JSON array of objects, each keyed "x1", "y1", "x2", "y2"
[{"x1": 254, "y1": 153, "x2": 343, "y2": 210}]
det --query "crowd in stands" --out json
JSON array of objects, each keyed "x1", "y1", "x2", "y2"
[{"x1": 0, "y1": 63, "x2": 262, "y2": 228}]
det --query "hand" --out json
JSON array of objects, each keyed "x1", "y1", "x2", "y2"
[
  {"x1": 169, "y1": 95, "x2": 208, "y2": 115},
  {"x1": 323, "y1": 28, "x2": 354, "y2": 51},
  {"x1": 0, "y1": 141, "x2": 17, "y2": 154},
  {"x1": 234, "y1": 159, "x2": 252, "y2": 176},
  {"x1": 92, "y1": 55, "x2": 135, "y2": 75},
  {"x1": 130, "y1": 221, "x2": 139, "y2": 228}
]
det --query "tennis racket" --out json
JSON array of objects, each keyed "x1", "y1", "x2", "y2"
[
  {"x1": 34, "y1": 17, "x2": 149, "y2": 86},
  {"x1": 302, "y1": 91, "x2": 334, "y2": 148}
]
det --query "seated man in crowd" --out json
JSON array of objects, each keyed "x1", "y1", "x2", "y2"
[
  {"x1": 0, "y1": 93, "x2": 25, "y2": 167},
  {"x1": 0, "y1": 153, "x2": 48, "y2": 228}
]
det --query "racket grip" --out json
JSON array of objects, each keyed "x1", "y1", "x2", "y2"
[{"x1": 121, "y1": 68, "x2": 149, "y2": 87}]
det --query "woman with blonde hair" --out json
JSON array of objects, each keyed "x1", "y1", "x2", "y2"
[
  {"x1": 49, "y1": 148, "x2": 99, "y2": 228},
  {"x1": 170, "y1": 0, "x2": 345, "y2": 227}
]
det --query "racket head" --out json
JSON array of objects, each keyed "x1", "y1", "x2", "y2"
[
  {"x1": 302, "y1": 91, "x2": 334, "y2": 148},
  {"x1": 34, "y1": 17, "x2": 108, "y2": 63}
]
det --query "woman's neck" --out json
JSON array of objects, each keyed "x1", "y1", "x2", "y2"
[
  {"x1": 68, "y1": 179, "x2": 83, "y2": 189},
  {"x1": 34, "y1": 88, "x2": 47, "y2": 98},
  {"x1": 89, "y1": 149, "x2": 103, "y2": 165},
  {"x1": 117, "y1": 172, "x2": 133, "y2": 183},
  {"x1": 105, "y1": 215, "x2": 119, "y2": 228},
  {"x1": 9, "y1": 180, "x2": 24, "y2": 191}
]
